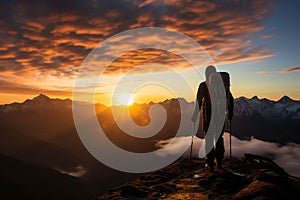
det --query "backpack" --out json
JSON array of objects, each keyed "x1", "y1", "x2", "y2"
[
  {"x1": 220, "y1": 72, "x2": 230, "y2": 93},
  {"x1": 208, "y1": 72, "x2": 233, "y2": 120}
]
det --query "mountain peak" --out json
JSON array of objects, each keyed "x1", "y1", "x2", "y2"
[
  {"x1": 251, "y1": 95, "x2": 259, "y2": 100},
  {"x1": 32, "y1": 94, "x2": 50, "y2": 102},
  {"x1": 278, "y1": 95, "x2": 293, "y2": 103}
]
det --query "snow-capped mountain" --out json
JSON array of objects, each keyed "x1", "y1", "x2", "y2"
[
  {"x1": 232, "y1": 96, "x2": 300, "y2": 144},
  {"x1": 234, "y1": 96, "x2": 300, "y2": 121},
  {"x1": 161, "y1": 96, "x2": 300, "y2": 144}
]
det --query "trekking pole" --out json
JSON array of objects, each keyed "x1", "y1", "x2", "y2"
[
  {"x1": 229, "y1": 119, "x2": 232, "y2": 159},
  {"x1": 189, "y1": 121, "x2": 195, "y2": 160}
]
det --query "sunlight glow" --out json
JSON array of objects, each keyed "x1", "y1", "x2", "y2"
[{"x1": 115, "y1": 93, "x2": 134, "y2": 106}]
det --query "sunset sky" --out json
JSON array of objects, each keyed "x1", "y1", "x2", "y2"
[{"x1": 0, "y1": 0, "x2": 299, "y2": 105}]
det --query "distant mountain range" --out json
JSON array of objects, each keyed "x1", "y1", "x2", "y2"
[
  {"x1": 232, "y1": 95, "x2": 300, "y2": 144},
  {"x1": 0, "y1": 94, "x2": 138, "y2": 196},
  {"x1": 1, "y1": 94, "x2": 299, "y2": 145},
  {"x1": 0, "y1": 94, "x2": 299, "y2": 198},
  {"x1": 234, "y1": 96, "x2": 300, "y2": 120}
]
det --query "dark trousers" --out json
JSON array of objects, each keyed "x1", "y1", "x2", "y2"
[{"x1": 205, "y1": 130, "x2": 225, "y2": 168}]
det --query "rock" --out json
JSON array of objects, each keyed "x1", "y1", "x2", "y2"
[{"x1": 97, "y1": 154, "x2": 300, "y2": 199}]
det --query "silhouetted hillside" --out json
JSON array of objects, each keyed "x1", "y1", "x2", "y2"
[
  {"x1": 0, "y1": 94, "x2": 299, "y2": 198},
  {"x1": 0, "y1": 153, "x2": 91, "y2": 200},
  {"x1": 97, "y1": 154, "x2": 300, "y2": 199},
  {"x1": 0, "y1": 95, "x2": 139, "y2": 196}
]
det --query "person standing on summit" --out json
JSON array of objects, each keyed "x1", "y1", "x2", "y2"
[{"x1": 192, "y1": 65, "x2": 234, "y2": 172}]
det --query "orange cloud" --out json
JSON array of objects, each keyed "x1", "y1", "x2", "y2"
[
  {"x1": 23, "y1": 33, "x2": 47, "y2": 41},
  {"x1": 47, "y1": 14, "x2": 80, "y2": 23},
  {"x1": 0, "y1": 0, "x2": 274, "y2": 96},
  {"x1": 257, "y1": 67, "x2": 300, "y2": 74},
  {"x1": 260, "y1": 34, "x2": 276, "y2": 40},
  {"x1": 0, "y1": 53, "x2": 15, "y2": 59},
  {"x1": 22, "y1": 21, "x2": 45, "y2": 33},
  {"x1": 51, "y1": 24, "x2": 109, "y2": 36},
  {"x1": 213, "y1": 45, "x2": 273, "y2": 65},
  {"x1": 279, "y1": 67, "x2": 300, "y2": 73},
  {"x1": 103, "y1": 49, "x2": 192, "y2": 75}
]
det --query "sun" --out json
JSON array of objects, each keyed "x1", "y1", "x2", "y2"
[{"x1": 116, "y1": 93, "x2": 134, "y2": 106}]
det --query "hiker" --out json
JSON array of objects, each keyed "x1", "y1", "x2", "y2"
[{"x1": 192, "y1": 66, "x2": 234, "y2": 172}]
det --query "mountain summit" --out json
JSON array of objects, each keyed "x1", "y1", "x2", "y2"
[
  {"x1": 32, "y1": 94, "x2": 51, "y2": 102},
  {"x1": 278, "y1": 95, "x2": 294, "y2": 104},
  {"x1": 97, "y1": 154, "x2": 300, "y2": 199}
]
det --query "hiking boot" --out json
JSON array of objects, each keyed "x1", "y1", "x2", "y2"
[
  {"x1": 205, "y1": 163, "x2": 214, "y2": 172},
  {"x1": 216, "y1": 159, "x2": 222, "y2": 169}
]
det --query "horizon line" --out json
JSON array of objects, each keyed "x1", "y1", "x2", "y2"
[{"x1": 0, "y1": 93, "x2": 298, "y2": 107}]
